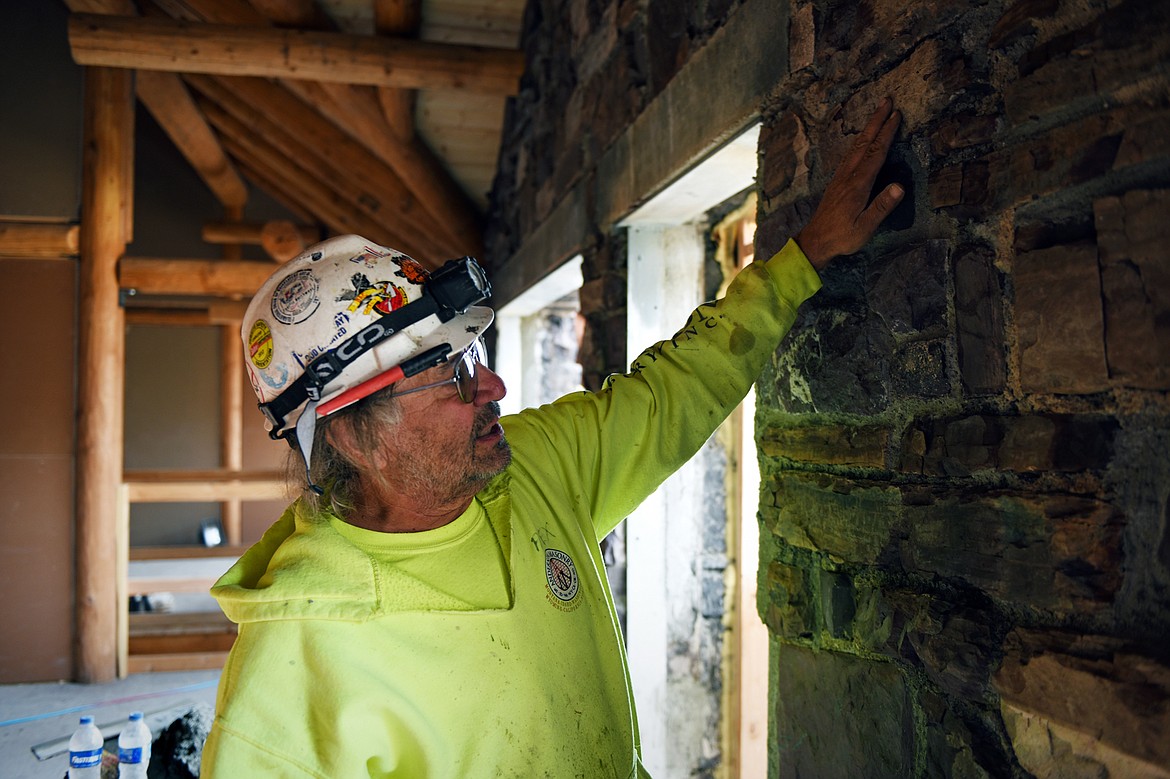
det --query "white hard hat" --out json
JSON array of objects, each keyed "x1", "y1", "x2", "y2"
[{"x1": 242, "y1": 235, "x2": 493, "y2": 459}]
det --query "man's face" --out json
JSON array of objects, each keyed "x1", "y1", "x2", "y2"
[{"x1": 382, "y1": 354, "x2": 512, "y2": 507}]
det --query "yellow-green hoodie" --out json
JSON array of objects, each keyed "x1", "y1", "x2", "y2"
[{"x1": 202, "y1": 241, "x2": 821, "y2": 778}]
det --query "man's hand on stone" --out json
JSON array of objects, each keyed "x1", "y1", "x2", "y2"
[{"x1": 795, "y1": 98, "x2": 904, "y2": 270}]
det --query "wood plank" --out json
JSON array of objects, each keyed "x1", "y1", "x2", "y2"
[
  {"x1": 127, "y1": 576, "x2": 221, "y2": 596},
  {"x1": 68, "y1": 14, "x2": 524, "y2": 95},
  {"x1": 375, "y1": 0, "x2": 422, "y2": 146},
  {"x1": 123, "y1": 469, "x2": 287, "y2": 502},
  {"x1": 124, "y1": 302, "x2": 249, "y2": 326},
  {"x1": 129, "y1": 632, "x2": 236, "y2": 656},
  {"x1": 130, "y1": 633, "x2": 235, "y2": 655},
  {"x1": 121, "y1": 257, "x2": 278, "y2": 298},
  {"x1": 126, "y1": 308, "x2": 215, "y2": 327},
  {"x1": 0, "y1": 222, "x2": 80, "y2": 259},
  {"x1": 77, "y1": 66, "x2": 133, "y2": 685},
  {"x1": 126, "y1": 651, "x2": 229, "y2": 673},
  {"x1": 129, "y1": 611, "x2": 236, "y2": 634},
  {"x1": 129, "y1": 545, "x2": 250, "y2": 560},
  {"x1": 135, "y1": 70, "x2": 248, "y2": 209}
]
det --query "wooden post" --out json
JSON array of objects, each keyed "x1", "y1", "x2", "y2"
[
  {"x1": 220, "y1": 324, "x2": 244, "y2": 545},
  {"x1": 76, "y1": 66, "x2": 133, "y2": 683}
]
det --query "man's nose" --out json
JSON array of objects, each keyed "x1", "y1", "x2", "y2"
[{"x1": 476, "y1": 365, "x2": 507, "y2": 404}]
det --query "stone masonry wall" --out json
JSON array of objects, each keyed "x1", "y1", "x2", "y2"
[
  {"x1": 487, "y1": 0, "x2": 1169, "y2": 776},
  {"x1": 754, "y1": 1, "x2": 1170, "y2": 776}
]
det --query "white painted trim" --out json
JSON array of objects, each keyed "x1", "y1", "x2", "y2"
[
  {"x1": 495, "y1": 255, "x2": 584, "y2": 416},
  {"x1": 620, "y1": 124, "x2": 760, "y2": 227}
]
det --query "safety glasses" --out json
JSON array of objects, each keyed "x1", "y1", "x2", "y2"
[{"x1": 392, "y1": 339, "x2": 485, "y2": 404}]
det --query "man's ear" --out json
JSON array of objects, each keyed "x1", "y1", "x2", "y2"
[
  {"x1": 325, "y1": 415, "x2": 388, "y2": 472},
  {"x1": 324, "y1": 416, "x2": 364, "y2": 466}
]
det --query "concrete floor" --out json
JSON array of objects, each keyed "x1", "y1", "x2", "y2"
[{"x1": 0, "y1": 670, "x2": 220, "y2": 779}]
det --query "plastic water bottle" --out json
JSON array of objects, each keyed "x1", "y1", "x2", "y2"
[
  {"x1": 117, "y1": 711, "x2": 151, "y2": 778},
  {"x1": 68, "y1": 715, "x2": 103, "y2": 778}
]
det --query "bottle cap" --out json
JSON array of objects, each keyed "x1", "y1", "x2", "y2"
[
  {"x1": 80, "y1": 715, "x2": 94, "y2": 725},
  {"x1": 129, "y1": 712, "x2": 143, "y2": 721}
]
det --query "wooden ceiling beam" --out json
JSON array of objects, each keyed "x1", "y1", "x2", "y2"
[
  {"x1": 374, "y1": 0, "x2": 423, "y2": 144},
  {"x1": 235, "y1": 0, "x2": 334, "y2": 29},
  {"x1": 147, "y1": 0, "x2": 267, "y2": 25},
  {"x1": 136, "y1": 70, "x2": 248, "y2": 209},
  {"x1": 188, "y1": 75, "x2": 452, "y2": 259},
  {"x1": 281, "y1": 81, "x2": 482, "y2": 258},
  {"x1": 214, "y1": 126, "x2": 433, "y2": 259},
  {"x1": 67, "y1": 13, "x2": 525, "y2": 95}
]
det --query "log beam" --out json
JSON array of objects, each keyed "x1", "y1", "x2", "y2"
[
  {"x1": 282, "y1": 81, "x2": 482, "y2": 257},
  {"x1": 0, "y1": 221, "x2": 80, "y2": 259},
  {"x1": 76, "y1": 67, "x2": 134, "y2": 683},
  {"x1": 189, "y1": 75, "x2": 449, "y2": 259},
  {"x1": 67, "y1": 13, "x2": 524, "y2": 95},
  {"x1": 203, "y1": 221, "x2": 320, "y2": 247},
  {"x1": 135, "y1": 70, "x2": 247, "y2": 209},
  {"x1": 121, "y1": 257, "x2": 278, "y2": 298}
]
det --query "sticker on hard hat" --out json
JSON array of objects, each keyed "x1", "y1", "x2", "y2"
[
  {"x1": 248, "y1": 319, "x2": 274, "y2": 369},
  {"x1": 271, "y1": 269, "x2": 321, "y2": 325},
  {"x1": 338, "y1": 273, "x2": 410, "y2": 317}
]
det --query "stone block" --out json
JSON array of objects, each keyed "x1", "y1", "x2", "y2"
[
  {"x1": 763, "y1": 560, "x2": 814, "y2": 639},
  {"x1": 930, "y1": 113, "x2": 998, "y2": 157},
  {"x1": 789, "y1": 2, "x2": 814, "y2": 73},
  {"x1": 918, "y1": 689, "x2": 993, "y2": 779},
  {"x1": 758, "y1": 423, "x2": 888, "y2": 467},
  {"x1": 904, "y1": 493, "x2": 1123, "y2": 612},
  {"x1": 1014, "y1": 242, "x2": 1109, "y2": 394},
  {"x1": 1113, "y1": 109, "x2": 1170, "y2": 170},
  {"x1": 929, "y1": 163, "x2": 963, "y2": 209},
  {"x1": 818, "y1": 569, "x2": 855, "y2": 639},
  {"x1": 1094, "y1": 189, "x2": 1170, "y2": 388},
  {"x1": 867, "y1": 241, "x2": 949, "y2": 336},
  {"x1": 995, "y1": 628, "x2": 1170, "y2": 773},
  {"x1": 891, "y1": 339, "x2": 950, "y2": 398},
  {"x1": 150, "y1": 703, "x2": 214, "y2": 779},
  {"x1": 770, "y1": 308, "x2": 896, "y2": 415},
  {"x1": 880, "y1": 589, "x2": 1001, "y2": 700},
  {"x1": 773, "y1": 644, "x2": 915, "y2": 778},
  {"x1": 838, "y1": 38, "x2": 973, "y2": 139},
  {"x1": 932, "y1": 160, "x2": 991, "y2": 218},
  {"x1": 760, "y1": 110, "x2": 810, "y2": 200},
  {"x1": 1007, "y1": 0, "x2": 1170, "y2": 123},
  {"x1": 988, "y1": 0, "x2": 1060, "y2": 48},
  {"x1": 907, "y1": 413, "x2": 1118, "y2": 474},
  {"x1": 764, "y1": 474, "x2": 900, "y2": 564},
  {"x1": 988, "y1": 112, "x2": 1125, "y2": 213},
  {"x1": 954, "y1": 245, "x2": 1006, "y2": 395}
]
